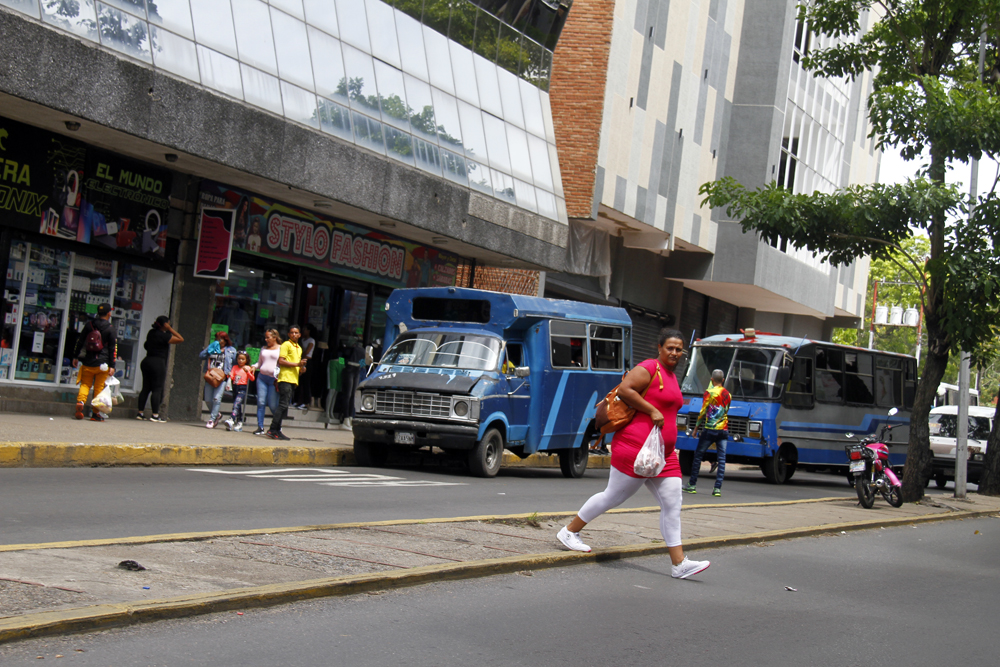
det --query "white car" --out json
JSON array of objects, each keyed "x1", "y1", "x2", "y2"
[{"x1": 928, "y1": 405, "x2": 994, "y2": 487}]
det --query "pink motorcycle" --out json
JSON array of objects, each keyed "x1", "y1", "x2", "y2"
[{"x1": 845, "y1": 408, "x2": 904, "y2": 509}]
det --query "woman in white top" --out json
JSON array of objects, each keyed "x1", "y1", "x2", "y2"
[
  {"x1": 295, "y1": 324, "x2": 316, "y2": 410},
  {"x1": 253, "y1": 328, "x2": 281, "y2": 435}
]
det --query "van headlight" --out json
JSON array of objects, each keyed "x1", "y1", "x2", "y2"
[
  {"x1": 748, "y1": 420, "x2": 763, "y2": 437},
  {"x1": 454, "y1": 400, "x2": 469, "y2": 417},
  {"x1": 361, "y1": 393, "x2": 376, "y2": 412},
  {"x1": 676, "y1": 414, "x2": 688, "y2": 429},
  {"x1": 450, "y1": 397, "x2": 479, "y2": 420}
]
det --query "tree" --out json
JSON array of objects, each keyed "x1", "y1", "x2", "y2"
[{"x1": 701, "y1": 0, "x2": 1000, "y2": 500}]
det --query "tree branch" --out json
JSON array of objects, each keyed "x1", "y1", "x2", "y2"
[{"x1": 828, "y1": 233, "x2": 930, "y2": 304}]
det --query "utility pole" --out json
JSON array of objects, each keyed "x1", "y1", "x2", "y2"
[{"x1": 868, "y1": 280, "x2": 878, "y2": 350}]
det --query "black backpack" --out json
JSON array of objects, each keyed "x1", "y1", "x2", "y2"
[{"x1": 84, "y1": 323, "x2": 104, "y2": 353}]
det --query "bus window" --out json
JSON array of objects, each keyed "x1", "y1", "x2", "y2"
[
  {"x1": 784, "y1": 356, "x2": 814, "y2": 408},
  {"x1": 815, "y1": 347, "x2": 844, "y2": 403},
  {"x1": 844, "y1": 352, "x2": 874, "y2": 405},
  {"x1": 589, "y1": 325, "x2": 623, "y2": 370},
  {"x1": 904, "y1": 358, "x2": 917, "y2": 407},
  {"x1": 727, "y1": 348, "x2": 781, "y2": 399},
  {"x1": 681, "y1": 346, "x2": 735, "y2": 394},
  {"x1": 550, "y1": 320, "x2": 588, "y2": 369},
  {"x1": 875, "y1": 356, "x2": 903, "y2": 407}
]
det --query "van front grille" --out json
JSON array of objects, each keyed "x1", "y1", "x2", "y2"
[
  {"x1": 685, "y1": 414, "x2": 749, "y2": 438},
  {"x1": 375, "y1": 391, "x2": 450, "y2": 418}
]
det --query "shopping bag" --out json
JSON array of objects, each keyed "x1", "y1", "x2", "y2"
[
  {"x1": 92, "y1": 385, "x2": 114, "y2": 414},
  {"x1": 633, "y1": 426, "x2": 666, "y2": 477},
  {"x1": 105, "y1": 375, "x2": 125, "y2": 405}
]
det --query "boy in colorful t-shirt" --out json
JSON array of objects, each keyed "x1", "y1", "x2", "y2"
[{"x1": 683, "y1": 369, "x2": 731, "y2": 496}]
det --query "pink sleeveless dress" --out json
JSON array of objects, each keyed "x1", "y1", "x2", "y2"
[{"x1": 609, "y1": 358, "x2": 682, "y2": 478}]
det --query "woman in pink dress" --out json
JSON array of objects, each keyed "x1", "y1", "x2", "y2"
[{"x1": 556, "y1": 328, "x2": 710, "y2": 580}]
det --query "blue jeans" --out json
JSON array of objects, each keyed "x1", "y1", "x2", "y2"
[
  {"x1": 689, "y1": 429, "x2": 727, "y2": 488},
  {"x1": 204, "y1": 381, "x2": 225, "y2": 420},
  {"x1": 256, "y1": 374, "x2": 279, "y2": 429},
  {"x1": 231, "y1": 385, "x2": 248, "y2": 422}
]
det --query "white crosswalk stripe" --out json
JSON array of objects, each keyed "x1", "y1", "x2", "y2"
[{"x1": 188, "y1": 467, "x2": 465, "y2": 488}]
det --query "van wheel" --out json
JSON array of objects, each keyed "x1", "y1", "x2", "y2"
[
  {"x1": 761, "y1": 444, "x2": 796, "y2": 484},
  {"x1": 934, "y1": 472, "x2": 948, "y2": 489},
  {"x1": 354, "y1": 440, "x2": 388, "y2": 467},
  {"x1": 678, "y1": 450, "x2": 694, "y2": 477},
  {"x1": 469, "y1": 428, "x2": 505, "y2": 477},
  {"x1": 559, "y1": 447, "x2": 589, "y2": 478}
]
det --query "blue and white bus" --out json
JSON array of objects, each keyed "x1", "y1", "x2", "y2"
[{"x1": 674, "y1": 331, "x2": 917, "y2": 483}]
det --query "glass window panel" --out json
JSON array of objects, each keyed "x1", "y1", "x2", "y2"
[
  {"x1": 473, "y1": 54, "x2": 503, "y2": 118},
  {"x1": 404, "y1": 74, "x2": 438, "y2": 143},
  {"x1": 535, "y1": 188, "x2": 557, "y2": 220},
  {"x1": 98, "y1": 3, "x2": 151, "y2": 62},
  {"x1": 104, "y1": 0, "x2": 145, "y2": 17},
  {"x1": 413, "y1": 136, "x2": 443, "y2": 176},
  {"x1": 395, "y1": 10, "x2": 428, "y2": 82},
  {"x1": 232, "y1": 0, "x2": 277, "y2": 74},
  {"x1": 491, "y1": 168, "x2": 515, "y2": 204},
  {"x1": 151, "y1": 27, "x2": 200, "y2": 81},
  {"x1": 1, "y1": 0, "x2": 40, "y2": 20},
  {"x1": 191, "y1": 0, "x2": 238, "y2": 58},
  {"x1": 519, "y1": 77, "x2": 545, "y2": 138},
  {"x1": 520, "y1": 35, "x2": 545, "y2": 86},
  {"x1": 309, "y1": 28, "x2": 349, "y2": 105},
  {"x1": 540, "y1": 88, "x2": 555, "y2": 143},
  {"x1": 241, "y1": 64, "x2": 284, "y2": 114},
  {"x1": 374, "y1": 61, "x2": 410, "y2": 130},
  {"x1": 303, "y1": 0, "x2": 338, "y2": 37},
  {"x1": 547, "y1": 140, "x2": 563, "y2": 197},
  {"x1": 482, "y1": 113, "x2": 511, "y2": 172},
  {"x1": 384, "y1": 125, "x2": 415, "y2": 165},
  {"x1": 456, "y1": 101, "x2": 488, "y2": 164},
  {"x1": 538, "y1": 47, "x2": 551, "y2": 91},
  {"x1": 342, "y1": 45, "x2": 382, "y2": 117},
  {"x1": 496, "y1": 21, "x2": 522, "y2": 77},
  {"x1": 514, "y1": 179, "x2": 537, "y2": 213},
  {"x1": 366, "y1": 0, "x2": 401, "y2": 69},
  {"x1": 431, "y1": 88, "x2": 463, "y2": 152},
  {"x1": 270, "y1": 0, "x2": 304, "y2": 20},
  {"x1": 197, "y1": 45, "x2": 244, "y2": 98},
  {"x1": 527, "y1": 133, "x2": 552, "y2": 191},
  {"x1": 318, "y1": 97, "x2": 354, "y2": 140},
  {"x1": 448, "y1": 1, "x2": 476, "y2": 50},
  {"x1": 506, "y1": 124, "x2": 533, "y2": 183},
  {"x1": 42, "y1": 0, "x2": 99, "y2": 41},
  {"x1": 352, "y1": 111, "x2": 386, "y2": 154},
  {"x1": 148, "y1": 0, "x2": 193, "y2": 39},
  {"x1": 335, "y1": 0, "x2": 370, "y2": 51},
  {"x1": 441, "y1": 149, "x2": 469, "y2": 186},
  {"x1": 421, "y1": 0, "x2": 450, "y2": 36},
  {"x1": 281, "y1": 80, "x2": 319, "y2": 127},
  {"x1": 449, "y1": 41, "x2": 479, "y2": 106},
  {"x1": 423, "y1": 26, "x2": 455, "y2": 95},
  {"x1": 497, "y1": 67, "x2": 524, "y2": 128},
  {"x1": 272, "y1": 8, "x2": 315, "y2": 90},
  {"x1": 556, "y1": 196, "x2": 567, "y2": 224},
  {"x1": 468, "y1": 160, "x2": 492, "y2": 196},
  {"x1": 474, "y1": 10, "x2": 499, "y2": 63}
]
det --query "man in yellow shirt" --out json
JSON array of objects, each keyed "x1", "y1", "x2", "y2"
[{"x1": 267, "y1": 325, "x2": 305, "y2": 441}]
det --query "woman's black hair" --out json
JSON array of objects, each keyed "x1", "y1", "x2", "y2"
[
  {"x1": 153, "y1": 315, "x2": 169, "y2": 329},
  {"x1": 658, "y1": 327, "x2": 684, "y2": 347}
]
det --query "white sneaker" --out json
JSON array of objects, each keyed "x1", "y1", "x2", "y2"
[
  {"x1": 671, "y1": 557, "x2": 710, "y2": 579},
  {"x1": 343, "y1": 417, "x2": 352, "y2": 429},
  {"x1": 557, "y1": 526, "x2": 591, "y2": 553},
  {"x1": 224, "y1": 418, "x2": 234, "y2": 431}
]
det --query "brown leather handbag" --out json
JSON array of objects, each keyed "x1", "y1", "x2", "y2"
[
  {"x1": 204, "y1": 367, "x2": 226, "y2": 388},
  {"x1": 595, "y1": 363, "x2": 664, "y2": 434}
]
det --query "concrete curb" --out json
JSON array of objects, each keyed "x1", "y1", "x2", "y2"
[
  {"x1": 2, "y1": 505, "x2": 997, "y2": 644},
  {"x1": 0, "y1": 443, "x2": 610, "y2": 469}
]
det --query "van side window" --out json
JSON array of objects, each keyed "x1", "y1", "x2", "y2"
[
  {"x1": 844, "y1": 352, "x2": 874, "y2": 405},
  {"x1": 550, "y1": 321, "x2": 587, "y2": 369},
  {"x1": 589, "y1": 325, "x2": 623, "y2": 370},
  {"x1": 502, "y1": 343, "x2": 523, "y2": 374},
  {"x1": 815, "y1": 347, "x2": 844, "y2": 403},
  {"x1": 784, "y1": 356, "x2": 814, "y2": 408}
]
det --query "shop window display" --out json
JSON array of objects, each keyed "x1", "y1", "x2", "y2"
[{"x1": 211, "y1": 266, "x2": 295, "y2": 348}]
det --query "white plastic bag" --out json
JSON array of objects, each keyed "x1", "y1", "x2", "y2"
[
  {"x1": 105, "y1": 375, "x2": 124, "y2": 405},
  {"x1": 634, "y1": 426, "x2": 666, "y2": 477},
  {"x1": 92, "y1": 385, "x2": 114, "y2": 414}
]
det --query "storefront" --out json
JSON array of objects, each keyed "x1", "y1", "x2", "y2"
[{"x1": 0, "y1": 116, "x2": 176, "y2": 394}]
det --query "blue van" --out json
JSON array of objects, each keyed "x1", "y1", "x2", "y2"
[{"x1": 352, "y1": 287, "x2": 632, "y2": 477}]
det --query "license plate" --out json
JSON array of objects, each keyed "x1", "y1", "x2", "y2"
[
  {"x1": 394, "y1": 431, "x2": 415, "y2": 445},
  {"x1": 849, "y1": 460, "x2": 865, "y2": 473}
]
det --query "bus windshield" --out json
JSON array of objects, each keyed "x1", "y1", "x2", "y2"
[
  {"x1": 381, "y1": 332, "x2": 501, "y2": 371},
  {"x1": 681, "y1": 345, "x2": 787, "y2": 400}
]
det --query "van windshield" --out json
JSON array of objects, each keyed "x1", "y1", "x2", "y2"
[
  {"x1": 929, "y1": 413, "x2": 992, "y2": 440},
  {"x1": 381, "y1": 332, "x2": 501, "y2": 371},
  {"x1": 681, "y1": 345, "x2": 787, "y2": 399}
]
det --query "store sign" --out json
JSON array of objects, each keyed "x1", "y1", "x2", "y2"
[
  {"x1": 197, "y1": 182, "x2": 460, "y2": 289},
  {"x1": 193, "y1": 207, "x2": 236, "y2": 279},
  {"x1": 0, "y1": 116, "x2": 172, "y2": 260}
]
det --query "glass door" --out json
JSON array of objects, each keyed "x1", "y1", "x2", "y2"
[
  {"x1": 1, "y1": 241, "x2": 28, "y2": 380},
  {"x1": 61, "y1": 254, "x2": 114, "y2": 386},
  {"x1": 15, "y1": 244, "x2": 72, "y2": 383}
]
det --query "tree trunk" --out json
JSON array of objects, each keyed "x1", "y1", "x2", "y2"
[
  {"x1": 901, "y1": 345, "x2": 949, "y2": 501},
  {"x1": 978, "y1": 384, "x2": 1000, "y2": 496}
]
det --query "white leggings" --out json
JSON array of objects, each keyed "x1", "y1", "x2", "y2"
[{"x1": 577, "y1": 468, "x2": 683, "y2": 547}]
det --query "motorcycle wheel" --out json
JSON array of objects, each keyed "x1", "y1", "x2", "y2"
[
  {"x1": 855, "y1": 472, "x2": 876, "y2": 509},
  {"x1": 883, "y1": 483, "x2": 904, "y2": 508}
]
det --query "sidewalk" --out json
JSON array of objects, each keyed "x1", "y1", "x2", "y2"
[{"x1": 2, "y1": 494, "x2": 998, "y2": 643}]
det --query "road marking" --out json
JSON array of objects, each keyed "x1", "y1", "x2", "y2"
[{"x1": 187, "y1": 467, "x2": 465, "y2": 488}]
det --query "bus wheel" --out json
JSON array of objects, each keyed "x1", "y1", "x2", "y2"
[
  {"x1": 559, "y1": 446, "x2": 589, "y2": 478},
  {"x1": 761, "y1": 445, "x2": 796, "y2": 484},
  {"x1": 469, "y1": 427, "x2": 505, "y2": 478},
  {"x1": 678, "y1": 450, "x2": 694, "y2": 477},
  {"x1": 354, "y1": 440, "x2": 388, "y2": 467}
]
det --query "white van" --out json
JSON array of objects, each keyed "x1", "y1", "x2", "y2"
[{"x1": 928, "y1": 405, "x2": 994, "y2": 487}]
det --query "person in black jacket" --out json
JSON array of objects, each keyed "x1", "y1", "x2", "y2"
[{"x1": 71, "y1": 303, "x2": 118, "y2": 421}]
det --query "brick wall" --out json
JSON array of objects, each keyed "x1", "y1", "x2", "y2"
[{"x1": 549, "y1": 0, "x2": 616, "y2": 220}]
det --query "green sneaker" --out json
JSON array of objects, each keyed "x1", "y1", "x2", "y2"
[
  {"x1": 712, "y1": 487, "x2": 721, "y2": 497},
  {"x1": 682, "y1": 485, "x2": 697, "y2": 494}
]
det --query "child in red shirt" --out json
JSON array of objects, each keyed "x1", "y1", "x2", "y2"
[{"x1": 225, "y1": 351, "x2": 255, "y2": 432}]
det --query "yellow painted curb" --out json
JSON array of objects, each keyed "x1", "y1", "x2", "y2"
[
  {"x1": 0, "y1": 443, "x2": 353, "y2": 468},
  {"x1": 1, "y1": 506, "x2": 996, "y2": 645}
]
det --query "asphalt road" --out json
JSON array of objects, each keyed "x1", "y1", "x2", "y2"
[
  {"x1": 2, "y1": 516, "x2": 995, "y2": 665},
  {"x1": 0, "y1": 464, "x2": 867, "y2": 545}
]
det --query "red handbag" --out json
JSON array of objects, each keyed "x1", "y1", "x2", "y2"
[{"x1": 594, "y1": 364, "x2": 663, "y2": 434}]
